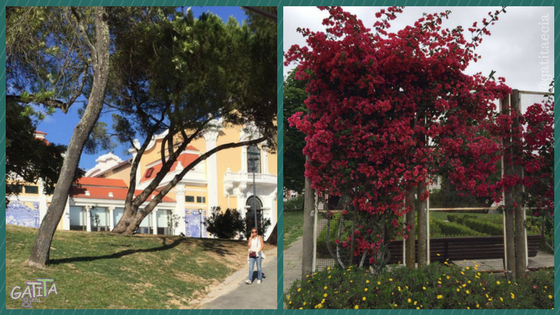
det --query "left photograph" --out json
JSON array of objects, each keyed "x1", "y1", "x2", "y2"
[{"x1": 6, "y1": 6, "x2": 277, "y2": 309}]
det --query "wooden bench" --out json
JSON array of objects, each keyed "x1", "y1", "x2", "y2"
[{"x1": 386, "y1": 234, "x2": 541, "y2": 264}]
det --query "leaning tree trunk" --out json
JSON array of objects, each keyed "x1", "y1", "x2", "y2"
[
  {"x1": 26, "y1": 7, "x2": 111, "y2": 268},
  {"x1": 405, "y1": 189, "x2": 416, "y2": 269}
]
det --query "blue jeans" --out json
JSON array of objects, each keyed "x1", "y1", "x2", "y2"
[{"x1": 248, "y1": 255, "x2": 262, "y2": 281}]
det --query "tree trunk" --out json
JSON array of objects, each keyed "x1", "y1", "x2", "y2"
[
  {"x1": 301, "y1": 168, "x2": 315, "y2": 278},
  {"x1": 405, "y1": 189, "x2": 416, "y2": 269},
  {"x1": 26, "y1": 7, "x2": 111, "y2": 268},
  {"x1": 112, "y1": 202, "x2": 138, "y2": 233},
  {"x1": 417, "y1": 182, "x2": 428, "y2": 268}
]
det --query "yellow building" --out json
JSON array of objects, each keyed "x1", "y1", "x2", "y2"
[{"x1": 7, "y1": 123, "x2": 277, "y2": 240}]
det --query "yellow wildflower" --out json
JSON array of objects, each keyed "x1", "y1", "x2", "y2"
[
  {"x1": 422, "y1": 286, "x2": 426, "y2": 290},
  {"x1": 324, "y1": 286, "x2": 328, "y2": 290},
  {"x1": 389, "y1": 278, "x2": 393, "y2": 281},
  {"x1": 466, "y1": 290, "x2": 470, "y2": 294},
  {"x1": 437, "y1": 295, "x2": 443, "y2": 299},
  {"x1": 324, "y1": 293, "x2": 327, "y2": 298},
  {"x1": 354, "y1": 305, "x2": 359, "y2": 309},
  {"x1": 297, "y1": 288, "x2": 301, "y2": 292},
  {"x1": 496, "y1": 281, "x2": 500, "y2": 285},
  {"x1": 366, "y1": 280, "x2": 370, "y2": 284},
  {"x1": 408, "y1": 298, "x2": 411, "y2": 303},
  {"x1": 364, "y1": 288, "x2": 368, "y2": 292},
  {"x1": 362, "y1": 297, "x2": 366, "y2": 301},
  {"x1": 549, "y1": 295, "x2": 553, "y2": 299}
]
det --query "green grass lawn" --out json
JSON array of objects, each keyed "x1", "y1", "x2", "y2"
[
  {"x1": 6, "y1": 225, "x2": 250, "y2": 309},
  {"x1": 283, "y1": 210, "x2": 303, "y2": 249}
]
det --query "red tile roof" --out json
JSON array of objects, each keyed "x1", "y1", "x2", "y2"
[
  {"x1": 141, "y1": 153, "x2": 199, "y2": 183},
  {"x1": 77, "y1": 177, "x2": 128, "y2": 188},
  {"x1": 71, "y1": 177, "x2": 175, "y2": 202}
]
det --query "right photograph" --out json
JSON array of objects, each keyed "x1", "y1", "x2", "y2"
[{"x1": 283, "y1": 6, "x2": 554, "y2": 309}]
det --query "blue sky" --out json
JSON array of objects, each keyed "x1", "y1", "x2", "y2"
[{"x1": 36, "y1": 6, "x2": 247, "y2": 172}]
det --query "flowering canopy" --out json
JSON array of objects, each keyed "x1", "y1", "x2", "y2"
[{"x1": 285, "y1": 7, "x2": 514, "y2": 260}]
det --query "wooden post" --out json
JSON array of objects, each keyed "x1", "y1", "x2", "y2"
[
  {"x1": 417, "y1": 182, "x2": 428, "y2": 268},
  {"x1": 501, "y1": 95, "x2": 516, "y2": 276},
  {"x1": 301, "y1": 106, "x2": 315, "y2": 279},
  {"x1": 512, "y1": 89, "x2": 528, "y2": 278}
]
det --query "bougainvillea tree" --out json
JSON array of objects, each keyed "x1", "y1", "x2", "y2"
[
  {"x1": 285, "y1": 6, "x2": 513, "y2": 270},
  {"x1": 520, "y1": 91, "x2": 554, "y2": 251}
]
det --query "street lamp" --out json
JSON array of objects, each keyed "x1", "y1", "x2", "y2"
[{"x1": 247, "y1": 145, "x2": 259, "y2": 232}]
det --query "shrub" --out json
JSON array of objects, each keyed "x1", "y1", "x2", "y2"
[
  {"x1": 285, "y1": 264, "x2": 554, "y2": 309},
  {"x1": 431, "y1": 218, "x2": 485, "y2": 237},
  {"x1": 316, "y1": 212, "x2": 352, "y2": 258},
  {"x1": 447, "y1": 214, "x2": 458, "y2": 222},
  {"x1": 462, "y1": 218, "x2": 503, "y2": 235},
  {"x1": 245, "y1": 212, "x2": 271, "y2": 240},
  {"x1": 284, "y1": 195, "x2": 304, "y2": 211},
  {"x1": 205, "y1": 207, "x2": 245, "y2": 239}
]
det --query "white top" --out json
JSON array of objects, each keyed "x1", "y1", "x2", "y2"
[{"x1": 249, "y1": 236, "x2": 261, "y2": 253}]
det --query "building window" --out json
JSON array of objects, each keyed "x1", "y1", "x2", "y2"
[
  {"x1": 197, "y1": 196, "x2": 206, "y2": 204},
  {"x1": 24, "y1": 186, "x2": 39, "y2": 194},
  {"x1": 145, "y1": 167, "x2": 154, "y2": 178},
  {"x1": 247, "y1": 145, "x2": 261, "y2": 173},
  {"x1": 8, "y1": 185, "x2": 22, "y2": 194},
  {"x1": 186, "y1": 195, "x2": 195, "y2": 203}
]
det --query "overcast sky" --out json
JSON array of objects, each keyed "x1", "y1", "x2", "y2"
[{"x1": 284, "y1": 6, "x2": 554, "y2": 95}]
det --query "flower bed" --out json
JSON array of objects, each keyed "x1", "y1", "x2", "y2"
[{"x1": 285, "y1": 263, "x2": 553, "y2": 309}]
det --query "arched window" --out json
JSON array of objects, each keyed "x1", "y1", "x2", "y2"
[
  {"x1": 247, "y1": 145, "x2": 261, "y2": 173},
  {"x1": 245, "y1": 195, "x2": 263, "y2": 210}
]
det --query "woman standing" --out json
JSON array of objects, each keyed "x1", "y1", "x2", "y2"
[{"x1": 246, "y1": 227, "x2": 264, "y2": 284}]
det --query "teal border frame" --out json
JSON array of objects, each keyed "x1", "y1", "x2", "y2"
[{"x1": 0, "y1": 1, "x2": 558, "y2": 314}]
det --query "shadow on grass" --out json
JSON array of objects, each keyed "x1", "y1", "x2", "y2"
[{"x1": 49, "y1": 236, "x2": 240, "y2": 265}]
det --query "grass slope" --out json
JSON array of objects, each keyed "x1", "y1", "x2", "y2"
[
  {"x1": 6, "y1": 225, "x2": 249, "y2": 309},
  {"x1": 283, "y1": 210, "x2": 303, "y2": 249}
]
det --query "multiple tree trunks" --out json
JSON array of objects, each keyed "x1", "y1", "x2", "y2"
[{"x1": 386, "y1": 235, "x2": 540, "y2": 265}]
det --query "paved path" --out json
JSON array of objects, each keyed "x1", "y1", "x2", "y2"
[
  {"x1": 454, "y1": 250, "x2": 554, "y2": 271},
  {"x1": 200, "y1": 248, "x2": 277, "y2": 309},
  {"x1": 282, "y1": 236, "x2": 303, "y2": 295}
]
